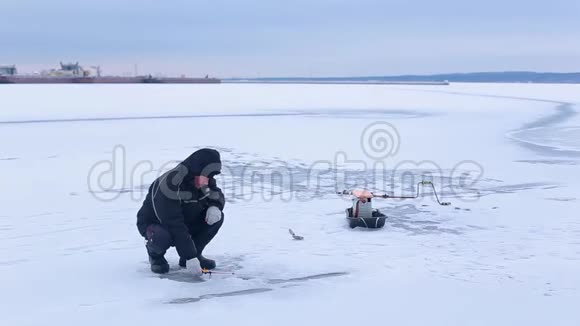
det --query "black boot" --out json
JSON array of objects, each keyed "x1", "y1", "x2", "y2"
[
  {"x1": 146, "y1": 246, "x2": 169, "y2": 274},
  {"x1": 197, "y1": 255, "x2": 216, "y2": 270}
]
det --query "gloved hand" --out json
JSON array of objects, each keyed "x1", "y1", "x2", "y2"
[{"x1": 205, "y1": 206, "x2": 222, "y2": 225}]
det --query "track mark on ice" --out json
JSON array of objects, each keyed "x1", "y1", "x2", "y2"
[
  {"x1": 545, "y1": 197, "x2": 576, "y2": 202},
  {"x1": 515, "y1": 159, "x2": 579, "y2": 165},
  {"x1": 0, "y1": 259, "x2": 29, "y2": 267},
  {"x1": 267, "y1": 271, "x2": 349, "y2": 284},
  {"x1": 165, "y1": 271, "x2": 349, "y2": 304},
  {"x1": 0, "y1": 112, "x2": 320, "y2": 125},
  {"x1": 398, "y1": 88, "x2": 580, "y2": 157},
  {"x1": 167, "y1": 288, "x2": 273, "y2": 304},
  {"x1": 508, "y1": 103, "x2": 580, "y2": 157}
]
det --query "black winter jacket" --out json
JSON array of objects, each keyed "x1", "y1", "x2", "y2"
[{"x1": 136, "y1": 149, "x2": 225, "y2": 260}]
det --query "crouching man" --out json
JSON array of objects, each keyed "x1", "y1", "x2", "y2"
[{"x1": 137, "y1": 148, "x2": 225, "y2": 274}]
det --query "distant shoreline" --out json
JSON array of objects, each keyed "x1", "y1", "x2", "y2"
[
  {"x1": 223, "y1": 80, "x2": 449, "y2": 86},
  {"x1": 226, "y1": 71, "x2": 580, "y2": 84}
]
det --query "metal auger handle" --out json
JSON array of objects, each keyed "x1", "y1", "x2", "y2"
[{"x1": 337, "y1": 181, "x2": 452, "y2": 206}]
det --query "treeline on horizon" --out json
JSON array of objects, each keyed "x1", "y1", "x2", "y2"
[{"x1": 230, "y1": 72, "x2": 580, "y2": 83}]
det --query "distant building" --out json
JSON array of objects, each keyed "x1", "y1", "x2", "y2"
[{"x1": 0, "y1": 65, "x2": 17, "y2": 76}]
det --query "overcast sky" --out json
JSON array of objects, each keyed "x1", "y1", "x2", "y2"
[{"x1": 1, "y1": 0, "x2": 579, "y2": 77}]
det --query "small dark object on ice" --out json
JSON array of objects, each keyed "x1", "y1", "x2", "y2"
[{"x1": 288, "y1": 229, "x2": 304, "y2": 240}]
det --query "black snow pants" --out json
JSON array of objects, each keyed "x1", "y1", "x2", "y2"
[{"x1": 145, "y1": 216, "x2": 224, "y2": 258}]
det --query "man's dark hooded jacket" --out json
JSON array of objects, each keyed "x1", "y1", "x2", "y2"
[{"x1": 137, "y1": 149, "x2": 225, "y2": 260}]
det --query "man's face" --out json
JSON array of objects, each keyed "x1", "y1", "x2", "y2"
[{"x1": 194, "y1": 176, "x2": 209, "y2": 189}]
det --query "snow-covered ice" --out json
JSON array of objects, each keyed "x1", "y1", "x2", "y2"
[{"x1": 0, "y1": 83, "x2": 579, "y2": 325}]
